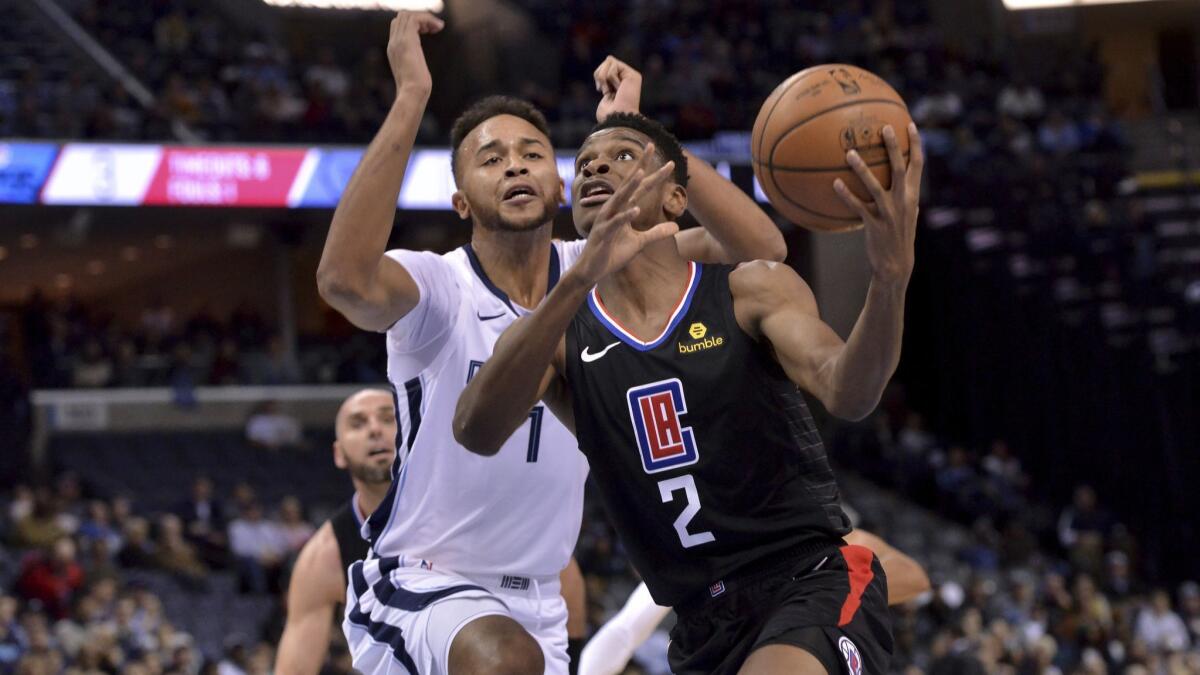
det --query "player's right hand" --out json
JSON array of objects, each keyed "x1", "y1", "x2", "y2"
[
  {"x1": 594, "y1": 56, "x2": 642, "y2": 122},
  {"x1": 386, "y1": 11, "x2": 444, "y2": 96},
  {"x1": 574, "y1": 144, "x2": 678, "y2": 286}
]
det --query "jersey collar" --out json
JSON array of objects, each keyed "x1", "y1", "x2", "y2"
[
  {"x1": 463, "y1": 243, "x2": 561, "y2": 316},
  {"x1": 587, "y1": 261, "x2": 702, "y2": 351}
]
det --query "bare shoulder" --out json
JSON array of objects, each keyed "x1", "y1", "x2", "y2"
[
  {"x1": 730, "y1": 260, "x2": 817, "y2": 313},
  {"x1": 289, "y1": 521, "x2": 345, "y2": 606}
]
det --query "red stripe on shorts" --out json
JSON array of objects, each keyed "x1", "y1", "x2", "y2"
[{"x1": 837, "y1": 545, "x2": 875, "y2": 627}]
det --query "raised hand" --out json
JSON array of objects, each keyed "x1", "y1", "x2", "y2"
[
  {"x1": 386, "y1": 11, "x2": 444, "y2": 96},
  {"x1": 833, "y1": 123, "x2": 924, "y2": 285},
  {"x1": 574, "y1": 144, "x2": 680, "y2": 286},
  {"x1": 594, "y1": 56, "x2": 643, "y2": 122}
]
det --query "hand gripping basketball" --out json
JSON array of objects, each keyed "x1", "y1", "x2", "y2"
[{"x1": 834, "y1": 123, "x2": 924, "y2": 285}]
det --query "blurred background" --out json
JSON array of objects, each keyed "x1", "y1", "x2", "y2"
[{"x1": 0, "y1": 0, "x2": 1198, "y2": 673}]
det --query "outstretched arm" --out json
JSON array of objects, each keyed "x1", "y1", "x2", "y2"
[
  {"x1": 594, "y1": 56, "x2": 785, "y2": 264},
  {"x1": 454, "y1": 154, "x2": 678, "y2": 455},
  {"x1": 316, "y1": 11, "x2": 443, "y2": 331},
  {"x1": 732, "y1": 124, "x2": 923, "y2": 420}
]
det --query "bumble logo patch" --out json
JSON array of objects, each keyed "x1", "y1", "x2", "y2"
[{"x1": 679, "y1": 322, "x2": 724, "y2": 354}]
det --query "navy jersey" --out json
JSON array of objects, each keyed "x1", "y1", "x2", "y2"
[{"x1": 563, "y1": 262, "x2": 851, "y2": 607}]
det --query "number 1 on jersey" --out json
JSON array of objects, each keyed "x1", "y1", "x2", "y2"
[{"x1": 657, "y1": 474, "x2": 715, "y2": 548}]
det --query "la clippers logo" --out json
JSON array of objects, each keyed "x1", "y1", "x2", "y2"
[
  {"x1": 627, "y1": 378, "x2": 699, "y2": 474},
  {"x1": 838, "y1": 636, "x2": 863, "y2": 675}
]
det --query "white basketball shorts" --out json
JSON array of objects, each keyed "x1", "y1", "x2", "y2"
[{"x1": 343, "y1": 555, "x2": 569, "y2": 675}]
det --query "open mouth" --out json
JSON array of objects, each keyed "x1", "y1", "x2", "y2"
[
  {"x1": 577, "y1": 179, "x2": 614, "y2": 207},
  {"x1": 502, "y1": 184, "x2": 537, "y2": 204}
]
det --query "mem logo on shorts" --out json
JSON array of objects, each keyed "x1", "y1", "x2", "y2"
[
  {"x1": 838, "y1": 636, "x2": 863, "y2": 675},
  {"x1": 627, "y1": 378, "x2": 699, "y2": 474}
]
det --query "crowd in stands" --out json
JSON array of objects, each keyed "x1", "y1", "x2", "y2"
[
  {"x1": 4, "y1": 405, "x2": 1197, "y2": 674},
  {"x1": 1, "y1": 473, "x2": 322, "y2": 675},
  {"x1": 823, "y1": 393, "x2": 1200, "y2": 674},
  {"x1": 5, "y1": 0, "x2": 1127, "y2": 163},
  {"x1": 16, "y1": 292, "x2": 385, "y2": 390}
]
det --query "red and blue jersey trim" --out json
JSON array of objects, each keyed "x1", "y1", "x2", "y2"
[{"x1": 587, "y1": 262, "x2": 702, "y2": 351}]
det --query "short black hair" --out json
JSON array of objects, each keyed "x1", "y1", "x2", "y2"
[
  {"x1": 589, "y1": 113, "x2": 688, "y2": 187},
  {"x1": 449, "y1": 96, "x2": 552, "y2": 184}
]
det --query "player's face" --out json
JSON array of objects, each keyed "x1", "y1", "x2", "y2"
[
  {"x1": 334, "y1": 390, "x2": 397, "y2": 485},
  {"x1": 453, "y1": 115, "x2": 564, "y2": 233},
  {"x1": 572, "y1": 128, "x2": 683, "y2": 236}
]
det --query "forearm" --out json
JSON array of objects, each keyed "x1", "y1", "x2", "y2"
[
  {"x1": 316, "y1": 90, "x2": 428, "y2": 299},
  {"x1": 826, "y1": 279, "x2": 907, "y2": 420},
  {"x1": 275, "y1": 620, "x2": 328, "y2": 675},
  {"x1": 682, "y1": 149, "x2": 785, "y2": 262},
  {"x1": 454, "y1": 271, "x2": 591, "y2": 454}
]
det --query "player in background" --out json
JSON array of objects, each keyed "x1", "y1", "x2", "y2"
[
  {"x1": 578, "y1": 529, "x2": 931, "y2": 675},
  {"x1": 315, "y1": 12, "x2": 785, "y2": 674},
  {"x1": 276, "y1": 389, "x2": 396, "y2": 675},
  {"x1": 275, "y1": 388, "x2": 591, "y2": 675},
  {"x1": 454, "y1": 105, "x2": 924, "y2": 672}
]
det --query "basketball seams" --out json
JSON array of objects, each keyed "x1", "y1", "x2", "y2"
[
  {"x1": 766, "y1": 98, "x2": 910, "y2": 170},
  {"x1": 755, "y1": 150, "x2": 910, "y2": 173}
]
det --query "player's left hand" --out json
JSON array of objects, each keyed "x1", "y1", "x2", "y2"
[
  {"x1": 833, "y1": 123, "x2": 924, "y2": 286},
  {"x1": 594, "y1": 56, "x2": 642, "y2": 122}
]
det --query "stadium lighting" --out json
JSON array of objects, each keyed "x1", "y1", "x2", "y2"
[
  {"x1": 261, "y1": 0, "x2": 444, "y2": 10},
  {"x1": 1003, "y1": 0, "x2": 1162, "y2": 8}
]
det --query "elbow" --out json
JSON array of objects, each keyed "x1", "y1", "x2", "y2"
[
  {"x1": 762, "y1": 232, "x2": 787, "y2": 263},
  {"x1": 825, "y1": 395, "x2": 879, "y2": 422},
  {"x1": 315, "y1": 266, "x2": 364, "y2": 307},
  {"x1": 451, "y1": 409, "x2": 502, "y2": 457}
]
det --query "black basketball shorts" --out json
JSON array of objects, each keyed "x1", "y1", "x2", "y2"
[{"x1": 667, "y1": 543, "x2": 893, "y2": 674}]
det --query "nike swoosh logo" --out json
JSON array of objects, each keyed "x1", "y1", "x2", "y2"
[
  {"x1": 477, "y1": 312, "x2": 507, "y2": 321},
  {"x1": 581, "y1": 342, "x2": 620, "y2": 363}
]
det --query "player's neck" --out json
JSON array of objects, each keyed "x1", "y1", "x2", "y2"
[
  {"x1": 353, "y1": 482, "x2": 389, "y2": 517},
  {"x1": 597, "y1": 236, "x2": 689, "y2": 328},
  {"x1": 470, "y1": 224, "x2": 555, "y2": 309}
]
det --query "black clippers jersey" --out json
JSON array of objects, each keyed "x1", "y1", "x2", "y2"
[{"x1": 564, "y1": 262, "x2": 851, "y2": 607}]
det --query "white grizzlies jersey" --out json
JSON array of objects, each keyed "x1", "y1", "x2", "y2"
[{"x1": 363, "y1": 239, "x2": 589, "y2": 578}]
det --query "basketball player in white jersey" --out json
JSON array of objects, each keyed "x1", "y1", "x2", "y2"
[
  {"x1": 578, "y1": 529, "x2": 931, "y2": 675},
  {"x1": 315, "y1": 12, "x2": 785, "y2": 675},
  {"x1": 274, "y1": 392, "x2": 590, "y2": 675}
]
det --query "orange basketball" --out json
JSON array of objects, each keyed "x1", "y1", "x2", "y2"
[{"x1": 751, "y1": 64, "x2": 913, "y2": 233}]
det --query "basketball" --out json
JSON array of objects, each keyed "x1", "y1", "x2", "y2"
[{"x1": 751, "y1": 64, "x2": 913, "y2": 232}]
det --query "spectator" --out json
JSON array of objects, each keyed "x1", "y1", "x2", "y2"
[
  {"x1": 12, "y1": 494, "x2": 67, "y2": 550},
  {"x1": 1058, "y1": 485, "x2": 1110, "y2": 549},
  {"x1": 16, "y1": 537, "x2": 85, "y2": 620},
  {"x1": 76, "y1": 500, "x2": 122, "y2": 556},
  {"x1": 227, "y1": 503, "x2": 286, "y2": 594},
  {"x1": 117, "y1": 517, "x2": 157, "y2": 569},
  {"x1": 1038, "y1": 110, "x2": 1083, "y2": 155},
  {"x1": 1135, "y1": 589, "x2": 1190, "y2": 653},
  {"x1": 244, "y1": 402, "x2": 303, "y2": 450},
  {"x1": 154, "y1": 514, "x2": 209, "y2": 590},
  {"x1": 175, "y1": 476, "x2": 228, "y2": 569},
  {"x1": 274, "y1": 497, "x2": 313, "y2": 555},
  {"x1": 997, "y1": 74, "x2": 1046, "y2": 121}
]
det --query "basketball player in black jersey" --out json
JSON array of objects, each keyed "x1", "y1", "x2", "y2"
[
  {"x1": 455, "y1": 110, "x2": 923, "y2": 673},
  {"x1": 276, "y1": 389, "x2": 396, "y2": 675}
]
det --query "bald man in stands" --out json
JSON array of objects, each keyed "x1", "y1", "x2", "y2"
[{"x1": 275, "y1": 389, "x2": 588, "y2": 674}]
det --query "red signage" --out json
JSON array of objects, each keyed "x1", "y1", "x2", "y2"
[{"x1": 143, "y1": 148, "x2": 308, "y2": 206}]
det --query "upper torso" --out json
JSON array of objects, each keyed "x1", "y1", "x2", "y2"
[
  {"x1": 563, "y1": 262, "x2": 850, "y2": 606},
  {"x1": 365, "y1": 240, "x2": 590, "y2": 578}
]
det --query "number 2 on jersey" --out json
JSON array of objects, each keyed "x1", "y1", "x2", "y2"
[{"x1": 658, "y1": 475, "x2": 715, "y2": 548}]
